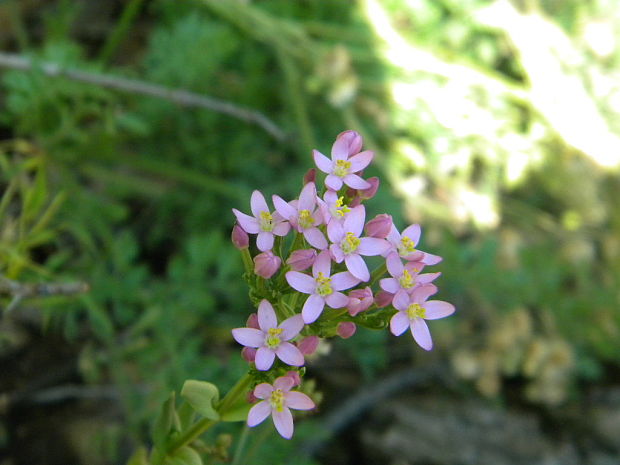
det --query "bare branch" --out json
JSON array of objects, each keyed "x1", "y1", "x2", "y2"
[
  {"x1": 0, "y1": 276, "x2": 89, "y2": 313},
  {"x1": 0, "y1": 52, "x2": 287, "y2": 142}
]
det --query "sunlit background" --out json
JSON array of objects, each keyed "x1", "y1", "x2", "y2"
[{"x1": 1, "y1": 0, "x2": 619, "y2": 464}]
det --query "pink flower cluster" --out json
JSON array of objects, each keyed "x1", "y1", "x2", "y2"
[{"x1": 231, "y1": 130, "x2": 455, "y2": 439}]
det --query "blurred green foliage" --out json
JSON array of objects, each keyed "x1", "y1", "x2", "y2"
[{"x1": 1, "y1": 0, "x2": 620, "y2": 463}]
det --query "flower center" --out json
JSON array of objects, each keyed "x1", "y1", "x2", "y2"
[
  {"x1": 315, "y1": 272, "x2": 333, "y2": 296},
  {"x1": 332, "y1": 196, "x2": 351, "y2": 218},
  {"x1": 298, "y1": 209, "x2": 315, "y2": 229},
  {"x1": 265, "y1": 327, "x2": 283, "y2": 349},
  {"x1": 340, "y1": 232, "x2": 360, "y2": 254},
  {"x1": 333, "y1": 159, "x2": 351, "y2": 177},
  {"x1": 259, "y1": 211, "x2": 274, "y2": 232},
  {"x1": 269, "y1": 389, "x2": 285, "y2": 412},
  {"x1": 398, "y1": 236, "x2": 416, "y2": 257},
  {"x1": 399, "y1": 269, "x2": 415, "y2": 289},
  {"x1": 406, "y1": 303, "x2": 426, "y2": 320}
]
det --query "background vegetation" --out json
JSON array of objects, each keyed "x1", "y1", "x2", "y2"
[{"x1": 1, "y1": 0, "x2": 619, "y2": 464}]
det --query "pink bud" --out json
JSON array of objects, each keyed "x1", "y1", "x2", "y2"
[
  {"x1": 231, "y1": 224, "x2": 249, "y2": 249},
  {"x1": 242, "y1": 347, "x2": 257, "y2": 363},
  {"x1": 246, "y1": 313, "x2": 259, "y2": 329},
  {"x1": 359, "y1": 176, "x2": 379, "y2": 200},
  {"x1": 286, "y1": 248, "x2": 317, "y2": 271},
  {"x1": 336, "y1": 130, "x2": 363, "y2": 155},
  {"x1": 347, "y1": 287, "x2": 374, "y2": 316},
  {"x1": 247, "y1": 390, "x2": 258, "y2": 404},
  {"x1": 284, "y1": 371, "x2": 301, "y2": 387},
  {"x1": 303, "y1": 168, "x2": 316, "y2": 185},
  {"x1": 365, "y1": 214, "x2": 393, "y2": 239},
  {"x1": 297, "y1": 335, "x2": 320, "y2": 355},
  {"x1": 254, "y1": 250, "x2": 281, "y2": 279},
  {"x1": 374, "y1": 290, "x2": 394, "y2": 308},
  {"x1": 337, "y1": 322, "x2": 357, "y2": 339}
]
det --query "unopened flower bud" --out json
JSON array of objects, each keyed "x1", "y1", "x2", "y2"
[
  {"x1": 247, "y1": 390, "x2": 258, "y2": 403},
  {"x1": 242, "y1": 347, "x2": 257, "y2": 363},
  {"x1": 231, "y1": 224, "x2": 249, "y2": 249},
  {"x1": 359, "y1": 176, "x2": 379, "y2": 200},
  {"x1": 337, "y1": 322, "x2": 357, "y2": 339},
  {"x1": 303, "y1": 168, "x2": 316, "y2": 185},
  {"x1": 374, "y1": 290, "x2": 393, "y2": 308},
  {"x1": 285, "y1": 371, "x2": 301, "y2": 387},
  {"x1": 254, "y1": 250, "x2": 281, "y2": 279},
  {"x1": 347, "y1": 287, "x2": 374, "y2": 316},
  {"x1": 297, "y1": 335, "x2": 320, "y2": 355},
  {"x1": 287, "y1": 248, "x2": 317, "y2": 271},
  {"x1": 336, "y1": 130, "x2": 363, "y2": 155},
  {"x1": 246, "y1": 313, "x2": 259, "y2": 329},
  {"x1": 365, "y1": 214, "x2": 393, "y2": 239}
]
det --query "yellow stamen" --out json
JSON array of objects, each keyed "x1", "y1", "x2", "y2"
[
  {"x1": 399, "y1": 269, "x2": 415, "y2": 289},
  {"x1": 334, "y1": 196, "x2": 351, "y2": 217},
  {"x1": 270, "y1": 389, "x2": 285, "y2": 412},
  {"x1": 265, "y1": 327, "x2": 283, "y2": 349},
  {"x1": 259, "y1": 211, "x2": 274, "y2": 232},
  {"x1": 341, "y1": 232, "x2": 360, "y2": 254},
  {"x1": 398, "y1": 236, "x2": 417, "y2": 257},
  {"x1": 298, "y1": 209, "x2": 315, "y2": 229},
  {"x1": 315, "y1": 272, "x2": 333, "y2": 296},
  {"x1": 406, "y1": 303, "x2": 426, "y2": 320},
  {"x1": 333, "y1": 159, "x2": 351, "y2": 177}
]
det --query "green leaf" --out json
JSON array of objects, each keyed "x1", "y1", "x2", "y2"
[
  {"x1": 181, "y1": 380, "x2": 220, "y2": 420},
  {"x1": 164, "y1": 446, "x2": 203, "y2": 465},
  {"x1": 126, "y1": 446, "x2": 149, "y2": 465},
  {"x1": 153, "y1": 391, "x2": 176, "y2": 448},
  {"x1": 219, "y1": 398, "x2": 251, "y2": 422}
]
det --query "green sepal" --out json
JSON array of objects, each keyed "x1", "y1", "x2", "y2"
[
  {"x1": 164, "y1": 446, "x2": 203, "y2": 465},
  {"x1": 181, "y1": 380, "x2": 220, "y2": 420},
  {"x1": 153, "y1": 391, "x2": 176, "y2": 448}
]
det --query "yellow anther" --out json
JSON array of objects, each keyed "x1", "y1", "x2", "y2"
[
  {"x1": 406, "y1": 303, "x2": 426, "y2": 320},
  {"x1": 315, "y1": 272, "x2": 333, "y2": 296},
  {"x1": 265, "y1": 327, "x2": 283, "y2": 349},
  {"x1": 334, "y1": 159, "x2": 352, "y2": 177},
  {"x1": 398, "y1": 236, "x2": 417, "y2": 257},
  {"x1": 269, "y1": 389, "x2": 285, "y2": 412},
  {"x1": 259, "y1": 211, "x2": 274, "y2": 232},
  {"x1": 341, "y1": 232, "x2": 361, "y2": 254},
  {"x1": 334, "y1": 197, "x2": 351, "y2": 217},
  {"x1": 399, "y1": 269, "x2": 415, "y2": 289},
  {"x1": 298, "y1": 209, "x2": 315, "y2": 229}
]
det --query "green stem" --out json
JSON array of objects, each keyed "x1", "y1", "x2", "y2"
[
  {"x1": 240, "y1": 248, "x2": 254, "y2": 275},
  {"x1": 370, "y1": 262, "x2": 387, "y2": 286},
  {"x1": 98, "y1": 0, "x2": 146, "y2": 64},
  {"x1": 231, "y1": 424, "x2": 250, "y2": 465}
]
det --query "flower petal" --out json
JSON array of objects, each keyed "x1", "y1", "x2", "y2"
[
  {"x1": 345, "y1": 254, "x2": 370, "y2": 281},
  {"x1": 232, "y1": 328, "x2": 264, "y2": 348},
  {"x1": 274, "y1": 376, "x2": 295, "y2": 391},
  {"x1": 411, "y1": 318, "x2": 433, "y2": 350},
  {"x1": 424, "y1": 300, "x2": 455, "y2": 320},
  {"x1": 411, "y1": 284, "x2": 438, "y2": 304},
  {"x1": 256, "y1": 231, "x2": 274, "y2": 252},
  {"x1": 421, "y1": 252, "x2": 443, "y2": 265},
  {"x1": 312, "y1": 250, "x2": 332, "y2": 278},
  {"x1": 258, "y1": 300, "x2": 278, "y2": 331},
  {"x1": 286, "y1": 271, "x2": 316, "y2": 294},
  {"x1": 358, "y1": 237, "x2": 390, "y2": 256},
  {"x1": 386, "y1": 252, "x2": 404, "y2": 278},
  {"x1": 254, "y1": 383, "x2": 274, "y2": 399},
  {"x1": 401, "y1": 224, "x2": 421, "y2": 245},
  {"x1": 285, "y1": 391, "x2": 315, "y2": 410},
  {"x1": 279, "y1": 314, "x2": 304, "y2": 340},
  {"x1": 344, "y1": 174, "x2": 371, "y2": 189},
  {"x1": 331, "y1": 271, "x2": 360, "y2": 291},
  {"x1": 302, "y1": 294, "x2": 325, "y2": 323},
  {"x1": 380, "y1": 277, "x2": 400, "y2": 294},
  {"x1": 273, "y1": 195, "x2": 297, "y2": 221},
  {"x1": 304, "y1": 227, "x2": 327, "y2": 249},
  {"x1": 325, "y1": 174, "x2": 343, "y2": 191},
  {"x1": 390, "y1": 312, "x2": 410, "y2": 336},
  {"x1": 276, "y1": 342, "x2": 305, "y2": 367},
  {"x1": 343, "y1": 205, "x2": 365, "y2": 237},
  {"x1": 247, "y1": 401, "x2": 271, "y2": 427},
  {"x1": 255, "y1": 347, "x2": 276, "y2": 371},
  {"x1": 273, "y1": 221, "x2": 291, "y2": 236},
  {"x1": 251, "y1": 190, "x2": 269, "y2": 218},
  {"x1": 272, "y1": 407, "x2": 294, "y2": 439},
  {"x1": 331, "y1": 136, "x2": 349, "y2": 161},
  {"x1": 327, "y1": 219, "x2": 345, "y2": 243},
  {"x1": 232, "y1": 209, "x2": 260, "y2": 234},
  {"x1": 325, "y1": 291, "x2": 348, "y2": 308},
  {"x1": 298, "y1": 182, "x2": 316, "y2": 212},
  {"x1": 313, "y1": 150, "x2": 332, "y2": 173},
  {"x1": 392, "y1": 290, "x2": 411, "y2": 311},
  {"x1": 330, "y1": 244, "x2": 345, "y2": 263},
  {"x1": 348, "y1": 150, "x2": 374, "y2": 173},
  {"x1": 417, "y1": 272, "x2": 441, "y2": 284}
]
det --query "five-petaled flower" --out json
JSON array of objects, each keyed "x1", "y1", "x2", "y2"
[
  {"x1": 247, "y1": 376, "x2": 315, "y2": 439},
  {"x1": 380, "y1": 253, "x2": 440, "y2": 302},
  {"x1": 390, "y1": 285, "x2": 455, "y2": 350},
  {"x1": 232, "y1": 300, "x2": 305, "y2": 370},
  {"x1": 385, "y1": 223, "x2": 442, "y2": 265},
  {"x1": 233, "y1": 190, "x2": 290, "y2": 251}
]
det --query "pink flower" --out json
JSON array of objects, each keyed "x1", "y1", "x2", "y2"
[
  {"x1": 231, "y1": 224, "x2": 249, "y2": 249},
  {"x1": 337, "y1": 322, "x2": 357, "y2": 339},
  {"x1": 374, "y1": 290, "x2": 393, "y2": 308},
  {"x1": 254, "y1": 250, "x2": 281, "y2": 279},
  {"x1": 380, "y1": 253, "x2": 440, "y2": 301},
  {"x1": 232, "y1": 300, "x2": 305, "y2": 370},
  {"x1": 390, "y1": 285, "x2": 455, "y2": 351},
  {"x1": 327, "y1": 206, "x2": 390, "y2": 281},
  {"x1": 297, "y1": 335, "x2": 320, "y2": 355},
  {"x1": 247, "y1": 376, "x2": 315, "y2": 439},
  {"x1": 349, "y1": 176, "x2": 380, "y2": 206},
  {"x1": 286, "y1": 251, "x2": 360, "y2": 323},
  {"x1": 346, "y1": 287, "x2": 374, "y2": 316},
  {"x1": 273, "y1": 182, "x2": 327, "y2": 250},
  {"x1": 365, "y1": 214, "x2": 393, "y2": 239},
  {"x1": 286, "y1": 249, "x2": 317, "y2": 272},
  {"x1": 385, "y1": 224, "x2": 442, "y2": 265},
  {"x1": 232, "y1": 190, "x2": 290, "y2": 251},
  {"x1": 336, "y1": 130, "x2": 363, "y2": 155},
  {"x1": 312, "y1": 134, "x2": 374, "y2": 191},
  {"x1": 317, "y1": 190, "x2": 353, "y2": 225}
]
